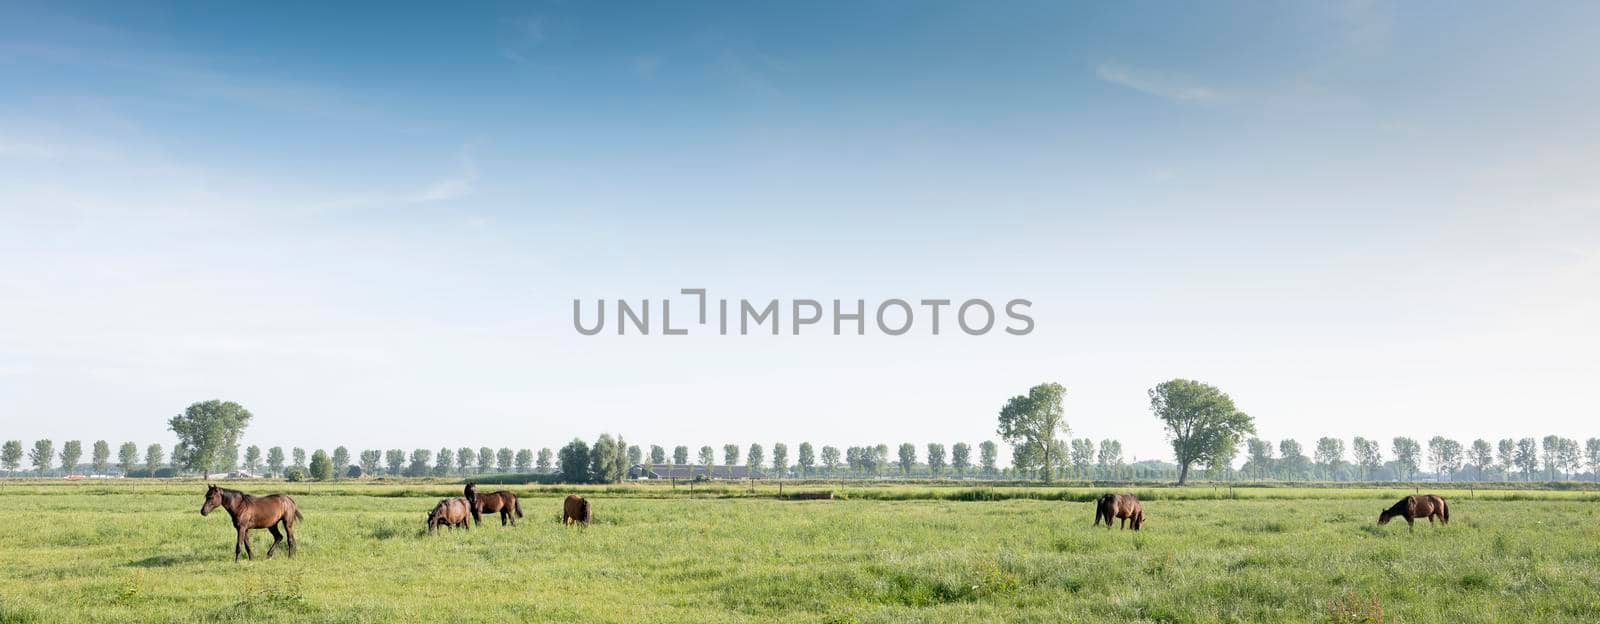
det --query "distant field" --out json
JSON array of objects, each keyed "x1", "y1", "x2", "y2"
[{"x1": 2, "y1": 480, "x2": 1598, "y2": 623}]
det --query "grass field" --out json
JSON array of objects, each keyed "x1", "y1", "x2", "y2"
[{"x1": 2, "y1": 481, "x2": 1598, "y2": 623}]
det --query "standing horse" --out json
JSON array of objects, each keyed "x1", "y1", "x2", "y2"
[
  {"x1": 463, "y1": 482, "x2": 523, "y2": 526},
  {"x1": 1094, "y1": 493, "x2": 1144, "y2": 530},
  {"x1": 200, "y1": 484, "x2": 302, "y2": 561},
  {"x1": 427, "y1": 498, "x2": 472, "y2": 534},
  {"x1": 1378, "y1": 494, "x2": 1449, "y2": 532},
  {"x1": 563, "y1": 494, "x2": 591, "y2": 528}
]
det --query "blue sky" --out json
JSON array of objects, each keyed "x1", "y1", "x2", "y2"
[{"x1": 2, "y1": 2, "x2": 1597, "y2": 463}]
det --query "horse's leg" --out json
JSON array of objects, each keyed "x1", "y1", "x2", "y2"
[
  {"x1": 267, "y1": 525, "x2": 284, "y2": 558},
  {"x1": 240, "y1": 527, "x2": 255, "y2": 561},
  {"x1": 284, "y1": 520, "x2": 297, "y2": 558},
  {"x1": 1406, "y1": 517, "x2": 1415, "y2": 534},
  {"x1": 234, "y1": 527, "x2": 244, "y2": 562}
]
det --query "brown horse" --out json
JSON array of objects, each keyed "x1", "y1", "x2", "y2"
[
  {"x1": 563, "y1": 494, "x2": 591, "y2": 528},
  {"x1": 1378, "y1": 494, "x2": 1449, "y2": 532},
  {"x1": 200, "y1": 484, "x2": 302, "y2": 561},
  {"x1": 1094, "y1": 493, "x2": 1144, "y2": 530},
  {"x1": 464, "y1": 482, "x2": 523, "y2": 526},
  {"x1": 427, "y1": 498, "x2": 472, "y2": 534}
]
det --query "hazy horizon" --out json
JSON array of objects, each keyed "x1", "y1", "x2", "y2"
[{"x1": 3, "y1": 2, "x2": 1598, "y2": 465}]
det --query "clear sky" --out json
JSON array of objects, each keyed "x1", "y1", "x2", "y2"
[{"x1": 2, "y1": 2, "x2": 1597, "y2": 464}]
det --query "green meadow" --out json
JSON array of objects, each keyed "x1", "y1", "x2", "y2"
[{"x1": 2, "y1": 481, "x2": 1598, "y2": 623}]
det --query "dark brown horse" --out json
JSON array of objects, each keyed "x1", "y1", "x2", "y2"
[
  {"x1": 200, "y1": 484, "x2": 302, "y2": 561},
  {"x1": 463, "y1": 482, "x2": 523, "y2": 526},
  {"x1": 427, "y1": 498, "x2": 472, "y2": 534},
  {"x1": 1094, "y1": 493, "x2": 1144, "y2": 530},
  {"x1": 1378, "y1": 494, "x2": 1449, "y2": 532},
  {"x1": 563, "y1": 494, "x2": 591, "y2": 528}
]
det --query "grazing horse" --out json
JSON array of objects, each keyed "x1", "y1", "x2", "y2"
[
  {"x1": 427, "y1": 498, "x2": 472, "y2": 534},
  {"x1": 463, "y1": 482, "x2": 523, "y2": 526},
  {"x1": 200, "y1": 484, "x2": 302, "y2": 561},
  {"x1": 1378, "y1": 494, "x2": 1449, "y2": 532},
  {"x1": 563, "y1": 494, "x2": 591, "y2": 528},
  {"x1": 1094, "y1": 493, "x2": 1144, "y2": 531}
]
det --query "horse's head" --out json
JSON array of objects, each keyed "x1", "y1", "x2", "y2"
[
  {"x1": 1377, "y1": 509, "x2": 1395, "y2": 525},
  {"x1": 201, "y1": 484, "x2": 222, "y2": 516}
]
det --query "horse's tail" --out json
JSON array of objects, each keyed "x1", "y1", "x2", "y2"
[
  {"x1": 513, "y1": 496, "x2": 523, "y2": 518},
  {"x1": 295, "y1": 507, "x2": 304, "y2": 522},
  {"x1": 1440, "y1": 498, "x2": 1449, "y2": 524}
]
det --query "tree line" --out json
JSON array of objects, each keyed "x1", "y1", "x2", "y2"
[
  {"x1": 5, "y1": 392, "x2": 1596, "y2": 483},
  {"x1": 7, "y1": 433, "x2": 1598, "y2": 484}
]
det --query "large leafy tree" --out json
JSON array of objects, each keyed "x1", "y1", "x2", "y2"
[
  {"x1": 797, "y1": 442, "x2": 815, "y2": 477},
  {"x1": 406, "y1": 449, "x2": 432, "y2": 477},
  {"x1": 456, "y1": 447, "x2": 474, "y2": 474},
  {"x1": 477, "y1": 447, "x2": 494, "y2": 474},
  {"x1": 1391, "y1": 437, "x2": 1421, "y2": 480},
  {"x1": 771, "y1": 443, "x2": 788, "y2": 477},
  {"x1": 515, "y1": 449, "x2": 534, "y2": 472},
  {"x1": 118, "y1": 442, "x2": 140, "y2": 474},
  {"x1": 31, "y1": 439, "x2": 54, "y2": 473},
  {"x1": 266, "y1": 447, "x2": 285, "y2": 475},
  {"x1": 385, "y1": 449, "x2": 405, "y2": 475},
  {"x1": 996, "y1": 382, "x2": 1068, "y2": 482},
  {"x1": 951, "y1": 442, "x2": 971, "y2": 476},
  {"x1": 309, "y1": 450, "x2": 333, "y2": 481},
  {"x1": 359, "y1": 450, "x2": 381, "y2": 476},
  {"x1": 820, "y1": 445, "x2": 841, "y2": 475},
  {"x1": 496, "y1": 448, "x2": 514, "y2": 473},
  {"x1": 926, "y1": 443, "x2": 946, "y2": 476},
  {"x1": 1150, "y1": 379, "x2": 1254, "y2": 484},
  {"x1": 1, "y1": 440, "x2": 23, "y2": 473},
  {"x1": 1314, "y1": 437, "x2": 1345, "y2": 478},
  {"x1": 144, "y1": 444, "x2": 164, "y2": 474},
  {"x1": 167, "y1": 400, "x2": 253, "y2": 476},
  {"x1": 1587, "y1": 439, "x2": 1600, "y2": 482},
  {"x1": 435, "y1": 448, "x2": 454, "y2": 476},
  {"x1": 243, "y1": 445, "x2": 262, "y2": 473},
  {"x1": 747, "y1": 444, "x2": 765, "y2": 475},
  {"x1": 1468, "y1": 439, "x2": 1494, "y2": 480},
  {"x1": 91, "y1": 440, "x2": 111, "y2": 474},
  {"x1": 723, "y1": 444, "x2": 740, "y2": 468},
  {"x1": 332, "y1": 447, "x2": 350, "y2": 479},
  {"x1": 558, "y1": 438, "x2": 591, "y2": 483},
  {"x1": 673, "y1": 445, "x2": 689, "y2": 465},
  {"x1": 1097, "y1": 439, "x2": 1124, "y2": 478},
  {"x1": 897, "y1": 443, "x2": 917, "y2": 476},
  {"x1": 588, "y1": 435, "x2": 625, "y2": 483},
  {"x1": 1352, "y1": 437, "x2": 1382, "y2": 480},
  {"x1": 1427, "y1": 437, "x2": 1463, "y2": 481},
  {"x1": 649, "y1": 445, "x2": 667, "y2": 465},
  {"x1": 536, "y1": 448, "x2": 553, "y2": 473},
  {"x1": 978, "y1": 440, "x2": 998, "y2": 476},
  {"x1": 59, "y1": 440, "x2": 83, "y2": 475}
]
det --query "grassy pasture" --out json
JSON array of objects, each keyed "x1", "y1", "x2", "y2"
[{"x1": 1, "y1": 481, "x2": 1598, "y2": 623}]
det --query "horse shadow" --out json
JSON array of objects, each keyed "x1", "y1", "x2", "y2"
[{"x1": 127, "y1": 552, "x2": 211, "y2": 568}]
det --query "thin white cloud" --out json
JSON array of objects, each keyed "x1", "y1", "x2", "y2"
[
  {"x1": 318, "y1": 143, "x2": 480, "y2": 210},
  {"x1": 1095, "y1": 63, "x2": 1221, "y2": 103}
]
